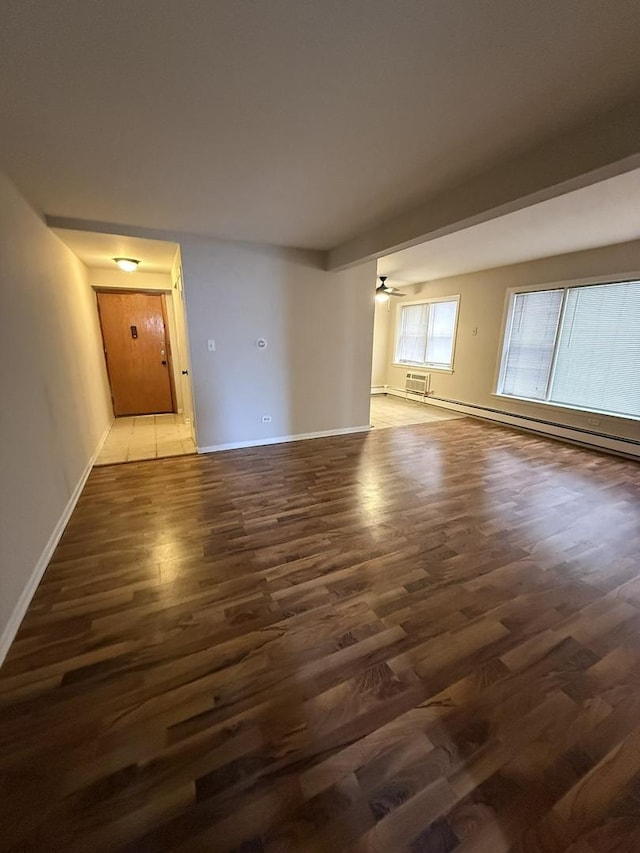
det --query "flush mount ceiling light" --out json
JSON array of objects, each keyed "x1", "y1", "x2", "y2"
[{"x1": 113, "y1": 257, "x2": 139, "y2": 272}]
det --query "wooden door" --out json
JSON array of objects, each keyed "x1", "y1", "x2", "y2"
[{"x1": 97, "y1": 291, "x2": 175, "y2": 416}]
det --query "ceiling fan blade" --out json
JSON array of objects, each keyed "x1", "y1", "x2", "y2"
[
  {"x1": 376, "y1": 283, "x2": 405, "y2": 296},
  {"x1": 376, "y1": 276, "x2": 405, "y2": 297}
]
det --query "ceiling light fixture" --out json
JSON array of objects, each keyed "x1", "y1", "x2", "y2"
[
  {"x1": 114, "y1": 257, "x2": 139, "y2": 272},
  {"x1": 375, "y1": 275, "x2": 405, "y2": 301}
]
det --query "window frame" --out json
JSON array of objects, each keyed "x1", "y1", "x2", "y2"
[
  {"x1": 392, "y1": 294, "x2": 460, "y2": 372},
  {"x1": 495, "y1": 274, "x2": 640, "y2": 422}
]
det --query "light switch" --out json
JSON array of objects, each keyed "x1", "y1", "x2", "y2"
[{"x1": 207, "y1": 339, "x2": 216, "y2": 351}]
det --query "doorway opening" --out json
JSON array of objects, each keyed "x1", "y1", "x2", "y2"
[
  {"x1": 49, "y1": 228, "x2": 197, "y2": 465},
  {"x1": 369, "y1": 274, "x2": 463, "y2": 430},
  {"x1": 95, "y1": 287, "x2": 196, "y2": 463}
]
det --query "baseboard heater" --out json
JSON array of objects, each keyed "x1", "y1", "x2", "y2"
[
  {"x1": 386, "y1": 386, "x2": 639, "y2": 459},
  {"x1": 404, "y1": 390, "x2": 639, "y2": 459}
]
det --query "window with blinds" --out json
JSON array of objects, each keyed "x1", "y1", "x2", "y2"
[
  {"x1": 395, "y1": 297, "x2": 459, "y2": 369},
  {"x1": 499, "y1": 280, "x2": 640, "y2": 418}
]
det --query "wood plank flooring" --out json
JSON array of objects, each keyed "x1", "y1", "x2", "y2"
[{"x1": 1, "y1": 417, "x2": 640, "y2": 852}]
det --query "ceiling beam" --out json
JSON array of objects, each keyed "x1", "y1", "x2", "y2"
[
  {"x1": 44, "y1": 216, "x2": 186, "y2": 244},
  {"x1": 327, "y1": 97, "x2": 640, "y2": 271}
]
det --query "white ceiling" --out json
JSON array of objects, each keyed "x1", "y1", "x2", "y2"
[
  {"x1": 52, "y1": 229, "x2": 178, "y2": 274},
  {"x1": 378, "y1": 168, "x2": 640, "y2": 283},
  {"x1": 1, "y1": 1, "x2": 640, "y2": 250}
]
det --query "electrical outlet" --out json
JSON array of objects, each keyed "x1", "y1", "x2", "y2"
[
  {"x1": 261, "y1": 415, "x2": 272, "y2": 423},
  {"x1": 207, "y1": 339, "x2": 216, "y2": 351}
]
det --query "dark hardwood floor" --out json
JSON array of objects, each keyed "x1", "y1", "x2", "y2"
[{"x1": 1, "y1": 418, "x2": 640, "y2": 852}]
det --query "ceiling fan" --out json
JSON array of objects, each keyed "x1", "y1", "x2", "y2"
[{"x1": 376, "y1": 275, "x2": 405, "y2": 300}]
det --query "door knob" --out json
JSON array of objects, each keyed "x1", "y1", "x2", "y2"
[
  {"x1": 181, "y1": 370, "x2": 189, "y2": 375},
  {"x1": 161, "y1": 360, "x2": 167, "y2": 365}
]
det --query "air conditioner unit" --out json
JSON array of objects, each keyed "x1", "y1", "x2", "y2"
[{"x1": 405, "y1": 372, "x2": 431, "y2": 396}]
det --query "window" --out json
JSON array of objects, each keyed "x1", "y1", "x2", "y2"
[
  {"x1": 395, "y1": 297, "x2": 459, "y2": 369},
  {"x1": 498, "y1": 280, "x2": 640, "y2": 419}
]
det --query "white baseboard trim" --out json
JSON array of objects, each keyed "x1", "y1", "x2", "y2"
[
  {"x1": 198, "y1": 424, "x2": 371, "y2": 455},
  {"x1": 0, "y1": 419, "x2": 113, "y2": 666},
  {"x1": 95, "y1": 420, "x2": 113, "y2": 459},
  {"x1": 370, "y1": 386, "x2": 387, "y2": 395},
  {"x1": 387, "y1": 388, "x2": 640, "y2": 459}
]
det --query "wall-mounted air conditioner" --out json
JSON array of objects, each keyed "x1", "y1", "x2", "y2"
[{"x1": 405, "y1": 372, "x2": 431, "y2": 397}]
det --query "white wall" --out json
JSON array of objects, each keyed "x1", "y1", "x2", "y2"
[
  {"x1": 0, "y1": 173, "x2": 113, "y2": 660},
  {"x1": 371, "y1": 298, "x2": 391, "y2": 389},
  {"x1": 87, "y1": 267, "x2": 186, "y2": 415},
  {"x1": 180, "y1": 236, "x2": 375, "y2": 450},
  {"x1": 379, "y1": 239, "x2": 640, "y2": 452}
]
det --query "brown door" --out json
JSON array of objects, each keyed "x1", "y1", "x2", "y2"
[{"x1": 97, "y1": 291, "x2": 175, "y2": 416}]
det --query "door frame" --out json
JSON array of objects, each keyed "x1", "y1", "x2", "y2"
[
  {"x1": 170, "y1": 265, "x2": 196, "y2": 442},
  {"x1": 95, "y1": 288, "x2": 177, "y2": 416}
]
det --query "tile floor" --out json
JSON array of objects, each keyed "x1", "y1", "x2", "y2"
[
  {"x1": 370, "y1": 393, "x2": 464, "y2": 429},
  {"x1": 95, "y1": 399, "x2": 457, "y2": 466},
  {"x1": 95, "y1": 414, "x2": 196, "y2": 465}
]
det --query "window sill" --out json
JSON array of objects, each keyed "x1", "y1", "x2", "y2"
[
  {"x1": 392, "y1": 363, "x2": 454, "y2": 374},
  {"x1": 491, "y1": 393, "x2": 640, "y2": 424}
]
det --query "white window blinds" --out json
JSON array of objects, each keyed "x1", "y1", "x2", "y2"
[
  {"x1": 549, "y1": 281, "x2": 640, "y2": 417},
  {"x1": 501, "y1": 290, "x2": 563, "y2": 400},
  {"x1": 500, "y1": 280, "x2": 640, "y2": 419}
]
